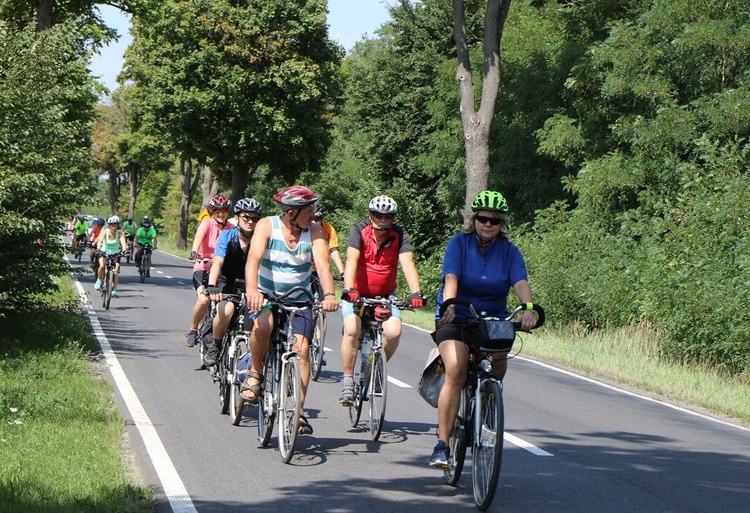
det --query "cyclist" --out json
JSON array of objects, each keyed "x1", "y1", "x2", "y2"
[
  {"x1": 428, "y1": 190, "x2": 537, "y2": 468},
  {"x1": 94, "y1": 215, "x2": 128, "y2": 296},
  {"x1": 203, "y1": 198, "x2": 262, "y2": 363},
  {"x1": 71, "y1": 215, "x2": 88, "y2": 251},
  {"x1": 312, "y1": 204, "x2": 345, "y2": 281},
  {"x1": 243, "y1": 185, "x2": 339, "y2": 436},
  {"x1": 89, "y1": 217, "x2": 105, "y2": 269},
  {"x1": 338, "y1": 195, "x2": 424, "y2": 406},
  {"x1": 122, "y1": 216, "x2": 138, "y2": 257},
  {"x1": 135, "y1": 217, "x2": 158, "y2": 275},
  {"x1": 185, "y1": 195, "x2": 233, "y2": 347}
]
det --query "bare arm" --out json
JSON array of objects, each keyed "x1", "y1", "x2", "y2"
[
  {"x1": 512, "y1": 279, "x2": 537, "y2": 330},
  {"x1": 244, "y1": 218, "x2": 272, "y2": 310},
  {"x1": 330, "y1": 248, "x2": 345, "y2": 275},
  {"x1": 398, "y1": 251, "x2": 421, "y2": 294},
  {"x1": 343, "y1": 246, "x2": 360, "y2": 291},
  {"x1": 310, "y1": 223, "x2": 338, "y2": 312}
]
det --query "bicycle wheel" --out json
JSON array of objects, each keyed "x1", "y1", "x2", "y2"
[
  {"x1": 309, "y1": 311, "x2": 326, "y2": 381},
  {"x1": 368, "y1": 347, "x2": 387, "y2": 440},
  {"x1": 257, "y1": 353, "x2": 275, "y2": 447},
  {"x1": 139, "y1": 258, "x2": 146, "y2": 283},
  {"x1": 348, "y1": 347, "x2": 364, "y2": 428},
  {"x1": 472, "y1": 380, "x2": 504, "y2": 511},
  {"x1": 103, "y1": 270, "x2": 112, "y2": 310},
  {"x1": 218, "y1": 339, "x2": 230, "y2": 414},
  {"x1": 444, "y1": 388, "x2": 469, "y2": 486},
  {"x1": 278, "y1": 355, "x2": 301, "y2": 463},
  {"x1": 229, "y1": 336, "x2": 249, "y2": 426}
]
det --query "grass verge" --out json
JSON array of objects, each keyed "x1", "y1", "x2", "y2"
[
  {"x1": 0, "y1": 276, "x2": 152, "y2": 513},
  {"x1": 401, "y1": 309, "x2": 750, "y2": 427}
]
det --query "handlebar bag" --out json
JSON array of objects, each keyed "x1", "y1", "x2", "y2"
[{"x1": 469, "y1": 319, "x2": 515, "y2": 353}]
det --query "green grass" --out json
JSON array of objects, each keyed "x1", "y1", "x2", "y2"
[
  {"x1": 401, "y1": 308, "x2": 750, "y2": 427},
  {"x1": 0, "y1": 277, "x2": 152, "y2": 513}
]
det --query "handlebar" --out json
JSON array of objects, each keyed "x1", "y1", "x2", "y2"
[
  {"x1": 439, "y1": 297, "x2": 545, "y2": 330},
  {"x1": 351, "y1": 296, "x2": 413, "y2": 310}
]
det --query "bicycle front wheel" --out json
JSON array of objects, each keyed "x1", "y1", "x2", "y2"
[
  {"x1": 368, "y1": 348, "x2": 387, "y2": 440},
  {"x1": 278, "y1": 355, "x2": 301, "y2": 463},
  {"x1": 348, "y1": 348, "x2": 364, "y2": 428},
  {"x1": 218, "y1": 340, "x2": 230, "y2": 414},
  {"x1": 229, "y1": 336, "x2": 249, "y2": 426},
  {"x1": 309, "y1": 311, "x2": 326, "y2": 381},
  {"x1": 472, "y1": 380, "x2": 504, "y2": 511},
  {"x1": 139, "y1": 260, "x2": 146, "y2": 283},
  {"x1": 103, "y1": 270, "x2": 112, "y2": 310},
  {"x1": 257, "y1": 353, "x2": 275, "y2": 447},
  {"x1": 444, "y1": 387, "x2": 469, "y2": 486}
]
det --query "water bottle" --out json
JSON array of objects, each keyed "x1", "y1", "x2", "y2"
[{"x1": 361, "y1": 335, "x2": 372, "y2": 362}]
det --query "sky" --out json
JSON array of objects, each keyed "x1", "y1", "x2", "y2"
[{"x1": 90, "y1": 0, "x2": 395, "y2": 92}]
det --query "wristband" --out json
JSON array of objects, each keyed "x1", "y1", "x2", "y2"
[{"x1": 323, "y1": 292, "x2": 336, "y2": 298}]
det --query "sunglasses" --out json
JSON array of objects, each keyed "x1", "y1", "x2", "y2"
[
  {"x1": 475, "y1": 215, "x2": 502, "y2": 226},
  {"x1": 239, "y1": 214, "x2": 260, "y2": 222},
  {"x1": 370, "y1": 212, "x2": 395, "y2": 220}
]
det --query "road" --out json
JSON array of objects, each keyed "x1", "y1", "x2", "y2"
[{"x1": 70, "y1": 250, "x2": 750, "y2": 513}]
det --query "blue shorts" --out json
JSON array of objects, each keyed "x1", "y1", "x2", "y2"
[
  {"x1": 247, "y1": 306, "x2": 314, "y2": 341},
  {"x1": 341, "y1": 300, "x2": 402, "y2": 321}
]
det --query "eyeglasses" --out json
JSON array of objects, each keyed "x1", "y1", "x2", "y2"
[
  {"x1": 239, "y1": 214, "x2": 260, "y2": 222},
  {"x1": 370, "y1": 212, "x2": 395, "y2": 220},
  {"x1": 475, "y1": 215, "x2": 502, "y2": 226}
]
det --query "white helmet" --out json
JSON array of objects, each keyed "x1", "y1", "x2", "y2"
[
  {"x1": 107, "y1": 215, "x2": 120, "y2": 225},
  {"x1": 368, "y1": 195, "x2": 398, "y2": 214}
]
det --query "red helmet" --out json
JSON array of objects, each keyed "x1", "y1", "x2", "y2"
[
  {"x1": 273, "y1": 185, "x2": 321, "y2": 208},
  {"x1": 208, "y1": 194, "x2": 231, "y2": 211}
]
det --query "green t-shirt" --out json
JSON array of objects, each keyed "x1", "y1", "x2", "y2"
[
  {"x1": 122, "y1": 221, "x2": 138, "y2": 237},
  {"x1": 73, "y1": 220, "x2": 88, "y2": 236},
  {"x1": 136, "y1": 226, "x2": 157, "y2": 246}
]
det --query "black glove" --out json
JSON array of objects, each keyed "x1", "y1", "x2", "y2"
[
  {"x1": 190, "y1": 250, "x2": 201, "y2": 261},
  {"x1": 206, "y1": 285, "x2": 222, "y2": 296},
  {"x1": 334, "y1": 273, "x2": 344, "y2": 281},
  {"x1": 409, "y1": 291, "x2": 425, "y2": 309},
  {"x1": 341, "y1": 288, "x2": 360, "y2": 303}
]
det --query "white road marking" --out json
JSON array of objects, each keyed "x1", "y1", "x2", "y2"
[
  {"x1": 74, "y1": 280, "x2": 197, "y2": 513},
  {"x1": 504, "y1": 432, "x2": 553, "y2": 456},
  {"x1": 388, "y1": 375, "x2": 412, "y2": 388}
]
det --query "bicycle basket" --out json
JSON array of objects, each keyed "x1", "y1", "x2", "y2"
[{"x1": 468, "y1": 318, "x2": 516, "y2": 353}]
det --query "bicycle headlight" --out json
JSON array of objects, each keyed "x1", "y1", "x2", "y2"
[{"x1": 480, "y1": 359, "x2": 493, "y2": 374}]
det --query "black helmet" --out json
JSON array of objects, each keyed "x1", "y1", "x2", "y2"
[{"x1": 234, "y1": 197, "x2": 262, "y2": 214}]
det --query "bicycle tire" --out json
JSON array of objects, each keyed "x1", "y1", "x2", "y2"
[
  {"x1": 257, "y1": 352, "x2": 275, "y2": 447},
  {"x1": 139, "y1": 259, "x2": 146, "y2": 283},
  {"x1": 278, "y1": 356, "x2": 301, "y2": 463},
  {"x1": 103, "y1": 270, "x2": 112, "y2": 310},
  {"x1": 309, "y1": 311, "x2": 326, "y2": 381},
  {"x1": 348, "y1": 346, "x2": 364, "y2": 428},
  {"x1": 472, "y1": 380, "x2": 504, "y2": 511},
  {"x1": 218, "y1": 339, "x2": 230, "y2": 414},
  {"x1": 368, "y1": 347, "x2": 387, "y2": 440},
  {"x1": 444, "y1": 388, "x2": 469, "y2": 486},
  {"x1": 229, "y1": 336, "x2": 249, "y2": 426}
]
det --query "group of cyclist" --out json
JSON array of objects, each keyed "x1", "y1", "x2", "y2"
[
  {"x1": 69, "y1": 214, "x2": 158, "y2": 297},
  {"x1": 183, "y1": 185, "x2": 538, "y2": 464}
]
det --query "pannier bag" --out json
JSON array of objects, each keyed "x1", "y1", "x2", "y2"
[{"x1": 417, "y1": 347, "x2": 445, "y2": 408}]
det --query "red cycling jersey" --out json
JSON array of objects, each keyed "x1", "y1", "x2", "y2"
[{"x1": 347, "y1": 219, "x2": 413, "y2": 297}]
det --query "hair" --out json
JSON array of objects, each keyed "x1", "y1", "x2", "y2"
[{"x1": 461, "y1": 209, "x2": 510, "y2": 240}]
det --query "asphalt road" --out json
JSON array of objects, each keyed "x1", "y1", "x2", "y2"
[{"x1": 69, "y1": 249, "x2": 750, "y2": 513}]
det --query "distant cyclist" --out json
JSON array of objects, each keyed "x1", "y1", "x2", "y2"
[
  {"x1": 71, "y1": 215, "x2": 88, "y2": 252},
  {"x1": 94, "y1": 216, "x2": 127, "y2": 296},
  {"x1": 185, "y1": 195, "x2": 233, "y2": 347},
  {"x1": 89, "y1": 217, "x2": 105, "y2": 268},
  {"x1": 203, "y1": 198, "x2": 262, "y2": 364},
  {"x1": 135, "y1": 217, "x2": 158, "y2": 275},
  {"x1": 122, "y1": 216, "x2": 138, "y2": 256}
]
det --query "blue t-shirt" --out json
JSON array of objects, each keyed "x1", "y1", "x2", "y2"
[
  {"x1": 436, "y1": 232, "x2": 528, "y2": 320},
  {"x1": 214, "y1": 227, "x2": 251, "y2": 281}
]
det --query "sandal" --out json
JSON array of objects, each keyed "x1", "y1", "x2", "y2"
[
  {"x1": 240, "y1": 371, "x2": 264, "y2": 404},
  {"x1": 298, "y1": 415, "x2": 313, "y2": 436}
]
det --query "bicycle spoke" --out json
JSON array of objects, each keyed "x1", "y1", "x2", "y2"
[{"x1": 278, "y1": 357, "x2": 300, "y2": 463}]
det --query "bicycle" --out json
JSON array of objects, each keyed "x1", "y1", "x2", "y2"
[
  {"x1": 347, "y1": 296, "x2": 412, "y2": 441},
  {"x1": 73, "y1": 236, "x2": 86, "y2": 262},
  {"x1": 256, "y1": 286, "x2": 318, "y2": 463},
  {"x1": 137, "y1": 244, "x2": 153, "y2": 283},
  {"x1": 205, "y1": 291, "x2": 251, "y2": 424},
  {"x1": 438, "y1": 298, "x2": 545, "y2": 510},
  {"x1": 308, "y1": 272, "x2": 326, "y2": 381},
  {"x1": 125, "y1": 235, "x2": 135, "y2": 264},
  {"x1": 97, "y1": 250, "x2": 126, "y2": 310},
  {"x1": 193, "y1": 259, "x2": 214, "y2": 371}
]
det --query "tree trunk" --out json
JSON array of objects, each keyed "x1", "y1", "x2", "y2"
[
  {"x1": 177, "y1": 157, "x2": 202, "y2": 250},
  {"x1": 128, "y1": 165, "x2": 138, "y2": 217},
  {"x1": 453, "y1": 0, "x2": 511, "y2": 214},
  {"x1": 230, "y1": 162, "x2": 247, "y2": 204},
  {"x1": 200, "y1": 165, "x2": 219, "y2": 210},
  {"x1": 36, "y1": 0, "x2": 53, "y2": 31}
]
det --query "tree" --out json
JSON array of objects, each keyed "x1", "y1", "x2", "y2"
[
  {"x1": 452, "y1": 0, "x2": 513, "y2": 211},
  {"x1": 0, "y1": 21, "x2": 98, "y2": 308}
]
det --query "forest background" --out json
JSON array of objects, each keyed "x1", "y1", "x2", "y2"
[{"x1": 1, "y1": 0, "x2": 749, "y2": 381}]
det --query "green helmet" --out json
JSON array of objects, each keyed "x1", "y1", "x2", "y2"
[{"x1": 471, "y1": 190, "x2": 508, "y2": 212}]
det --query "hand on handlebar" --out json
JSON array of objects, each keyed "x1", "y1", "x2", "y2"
[
  {"x1": 409, "y1": 290, "x2": 425, "y2": 309},
  {"x1": 321, "y1": 296, "x2": 339, "y2": 312},
  {"x1": 247, "y1": 290, "x2": 265, "y2": 312},
  {"x1": 341, "y1": 288, "x2": 359, "y2": 303},
  {"x1": 206, "y1": 285, "x2": 222, "y2": 301},
  {"x1": 190, "y1": 250, "x2": 201, "y2": 261},
  {"x1": 520, "y1": 309, "x2": 537, "y2": 331}
]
